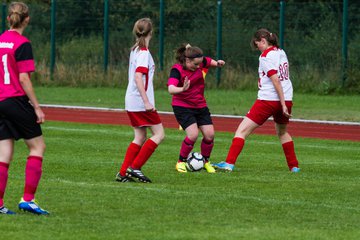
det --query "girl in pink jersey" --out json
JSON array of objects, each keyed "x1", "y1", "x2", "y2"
[
  {"x1": 168, "y1": 44, "x2": 225, "y2": 173},
  {"x1": 115, "y1": 18, "x2": 164, "y2": 183},
  {"x1": 213, "y1": 28, "x2": 300, "y2": 173},
  {"x1": 0, "y1": 2, "x2": 49, "y2": 215}
]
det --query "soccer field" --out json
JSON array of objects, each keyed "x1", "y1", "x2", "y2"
[{"x1": 1, "y1": 121, "x2": 360, "y2": 240}]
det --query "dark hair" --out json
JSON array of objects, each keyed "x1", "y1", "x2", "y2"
[
  {"x1": 8, "y1": 2, "x2": 29, "y2": 29},
  {"x1": 175, "y1": 43, "x2": 203, "y2": 65},
  {"x1": 131, "y1": 18, "x2": 152, "y2": 50},
  {"x1": 251, "y1": 28, "x2": 279, "y2": 49}
]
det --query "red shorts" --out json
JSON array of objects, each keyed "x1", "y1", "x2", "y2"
[
  {"x1": 246, "y1": 100, "x2": 293, "y2": 125},
  {"x1": 127, "y1": 110, "x2": 161, "y2": 127}
]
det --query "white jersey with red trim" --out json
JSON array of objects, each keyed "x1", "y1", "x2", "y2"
[
  {"x1": 125, "y1": 47, "x2": 155, "y2": 111},
  {"x1": 257, "y1": 46, "x2": 293, "y2": 101}
]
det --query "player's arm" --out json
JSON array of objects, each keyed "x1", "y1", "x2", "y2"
[
  {"x1": 269, "y1": 74, "x2": 291, "y2": 118},
  {"x1": 168, "y1": 76, "x2": 190, "y2": 95},
  {"x1": 209, "y1": 59, "x2": 225, "y2": 68},
  {"x1": 19, "y1": 73, "x2": 45, "y2": 123},
  {"x1": 134, "y1": 72, "x2": 154, "y2": 111},
  {"x1": 167, "y1": 68, "x2": 189, "y2": 95}
]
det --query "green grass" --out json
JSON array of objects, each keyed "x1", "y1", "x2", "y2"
[
  {"x1": 35, "y1": 86, "x2": 360, "y2": 122},
  {"x1": 1, "y1": 121, "x2": 359, "y2": 239}
]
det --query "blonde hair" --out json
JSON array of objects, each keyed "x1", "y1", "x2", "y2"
[
  {"x1": 8, "y1": 2, "x2": 29, "y2": 29},
  {"x1": 131, "y1": 18, "x2": 153, "y2": 50}
]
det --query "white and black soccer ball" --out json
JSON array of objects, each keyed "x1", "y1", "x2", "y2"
[{"x1": 186, "y1": 152, "x2": 205, "y2": 171}]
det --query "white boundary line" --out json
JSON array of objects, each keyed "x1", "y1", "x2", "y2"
[
  {"x1": 51, "y1": 178, "x2": 360, "y2": 212},
  {"x1": 41, "y1": 104, "x2": 360, "y2": 126}
]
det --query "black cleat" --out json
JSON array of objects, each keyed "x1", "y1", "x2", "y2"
[
  {"x1": 126, "y1": 167, "x2": 152, "y2": 183},
  {"x1": 115, "y1": 172, "x2": 135, "y2": 183}
]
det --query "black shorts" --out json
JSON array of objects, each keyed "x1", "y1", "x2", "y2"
[
  {"x1": 0, "y1": 96, "x2": 42, "y2": 140},
  {"x1": 172, "y1": 106, "x2": 213, "y2": 130}
]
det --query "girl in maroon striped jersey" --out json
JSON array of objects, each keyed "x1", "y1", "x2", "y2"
[
  {"x1": 167, "y1": 43, "x2": 225, "y2": 173},
  {"x1": 0, "y1": 2, "x2": 49, "y2": 215}
]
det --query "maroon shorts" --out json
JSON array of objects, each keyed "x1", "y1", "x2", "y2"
[
  {"x1": 127, "y1": 110, "x2": 162, "y2": 127},
  {"x1": 246, "y1": 100, "x2": 293, "y2": 125}
]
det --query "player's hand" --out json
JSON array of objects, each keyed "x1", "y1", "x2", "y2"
[
  {"x1": 145, "y1": 102, "x2": 155, "y2": 112},
  {"x1": 182, "y1": 76, "x2": 190, "y2": 92},
  {"x1": 282, "y1": 105, "x2": 292, "y2": 118},
  {"x1": 217, "y1": 60, "x2": 225, "y2": 67},
  {"x1": 34, "y1": 107, "x2": 45, "y2": 124}
]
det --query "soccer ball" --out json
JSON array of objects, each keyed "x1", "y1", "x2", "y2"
[{"x1": 186, "y1": 152, "x2": 205, "y2": 171}]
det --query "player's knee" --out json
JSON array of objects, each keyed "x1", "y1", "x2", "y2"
[
  {"x1": 187, "y1": 134, "x2": 199, "y2": 143},
  {"x1": 155, "y1": 131, "x2": 165, "y2": 143},
  {"x1": 134, "y1": 136, "x2": 146, "y2": 145},
  {"x1": 41, "y1": 142, "x2": 46, "y2": 153},
  {"x1": 33, "y1": 142, "x2": 46, "y2": 155}
]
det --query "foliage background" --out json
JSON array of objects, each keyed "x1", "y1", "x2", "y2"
[{"x1": 1, "y1": 0, "x2": 359, "y2": 93}]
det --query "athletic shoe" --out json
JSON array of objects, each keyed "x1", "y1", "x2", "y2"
[
  {"x1": 176, "y1": 161, "x2": 187, "y2": 173},
  {"x1": 0, "y1": 206, "x2": 16, "y2": 215},
  {"x1": 212, "y1": 161, "x2": 234, "y2": 172},
  {"x1": 291, "y1": 167, "x2": 300, "y2": 173},
  {"x1": 18, "y1": 198, "x2": 49, "y2": 215},
  {"x1": 204, "y1": 162, "x2": 216, "y2": 173},
  {"x1": 115, "y1": 172, "x2": 135, "y2": 183},
  {"x1": 126, "y1": 167, "x2": 152, "y2": 183}
]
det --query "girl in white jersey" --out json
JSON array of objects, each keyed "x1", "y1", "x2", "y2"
[
  {"x1": 213, "y1": 28, "x2": 300, "y2": 173},
  {"x1": 115, "y1": 18, "x2": 164, "y2": 183},
  {"x1": 0, "y1": 2, "x2": 49, "y2": 215}
]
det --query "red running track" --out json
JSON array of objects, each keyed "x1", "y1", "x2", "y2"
[{"x1": 43, "y1": 107, "x2": 360, "y2": 142}]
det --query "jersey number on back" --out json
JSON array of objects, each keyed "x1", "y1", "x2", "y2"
[
  {"x1": 2, "y1": 54, "x2": 10, "y2": 84},
  {"x1": 278, "y1": 62, "x2": 289, "y2": 81}
]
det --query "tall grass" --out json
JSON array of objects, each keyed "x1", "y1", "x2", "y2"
[{"x1": 31, "y1": 35, "x2": 359, "y2": 94}]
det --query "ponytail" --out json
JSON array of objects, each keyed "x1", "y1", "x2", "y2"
[
  {"x1": 131, "y1": 18, "x2": 153, "y2": 50},
  {"x1": 8, "y1": 2, "x2": 29, "y2": 29},
  {"x1": 251, "y1": 28, "x2": 279, "y2": 49}
]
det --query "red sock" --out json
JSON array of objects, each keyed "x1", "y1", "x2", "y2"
[
  {"x1": 201, "y1": 138, "x2": 214, "y2": 162},
  {"x1": 225, "y1": 137, "x2": 245, "y2": 165},
  {"x1": 23, "y1": 156, "x2": 43, "y2": 202},
  {"x1": 179, "y1": 137, "x2": 195, "y2": 162},
  {"x1": 0, "y1": 162, "x2": 10, "y2": 207},
  {"x1": 119, "y1": 142, "x2": 141, "y2": 176},
  {"x1": 282, "y1": 141, "x2": 299, "y2": 170},
  {"x1": 131, "y1": 139, "x2": 158, "y2": 170}
]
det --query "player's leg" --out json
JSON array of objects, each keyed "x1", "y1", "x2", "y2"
[
  {"x1": 126, "y1": 125, "x2": 163, "y2": 183},
  {"x1": 214, "y1": 100, "x2": 272, "y2": 171},
  {"x1": 0, "y1": 139, "x2": 16, "y2": 214},
  {"x1": 131, "y1": 124, "x2": 164, "y2": 169},
  {"x1": 182, "y1": 123, "x2": 199, "y2": 158},
  {"x1": 275, "y1": 123, "x2": 300, "y2": 172},
  {"x1": 19, "y1": 135, "x2": 49, "y2": 215},
  {"x1": 23, "y1": 136, "x2": 46, "y2": 201},
  {"x1": 116, "y1": 127, "x2": 145, "y2": 182},
  {"x1": 172, "y1": 106, "x2": 199, "y2": 172},
  {"x1": 175, "y1": 123, "x2": 199, "y2": 173},
  {"x1": 274, "y1": 101, "x2": 299, "y2": 172},
  {"x1": 149, "y1": 123, "x2": 165, "y2": 145},
  {"x1": 199, "y1": 124, "x2": 216, "y2": 173},
  {"x1": 213, "y1": 117, "x2": 259, "y2": 171}
]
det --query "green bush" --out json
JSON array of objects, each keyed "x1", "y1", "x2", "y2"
[{"x1": 22, "y1": 0, "x2": 360, "y2": 94}]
